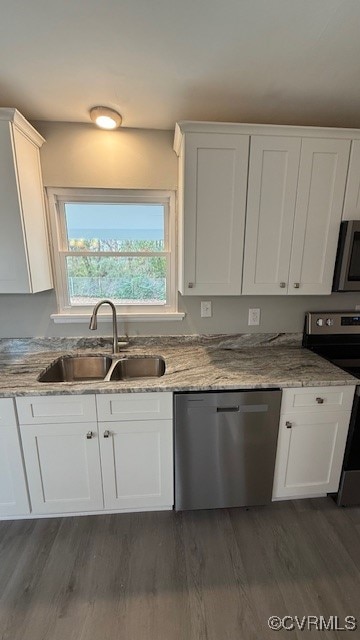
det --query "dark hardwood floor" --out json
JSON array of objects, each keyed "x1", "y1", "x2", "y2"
[{"x1": 1, "y1": 498, "x2": 360, "y2": 639}]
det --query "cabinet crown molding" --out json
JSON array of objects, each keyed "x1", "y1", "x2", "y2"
[
  {"x1": 0, "y1": 108, "x2": 45, "y2": 147},
  {"x1": 173, "y1": 120, "x2": 359, "y2": 156}
]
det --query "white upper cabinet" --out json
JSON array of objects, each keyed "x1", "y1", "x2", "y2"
[
  {"x1": 243, "y1": 135, "x2": 350, "y2": 295},
  {"x1": 175, "y1": 130, "x2": 249, "y2": 295},
  {"x1": 242, "y1": 136, "x2": 301, "y2": 295},
  {"x1": 342, "y1": 140, "x2": 360, "y2": 221},
  {"x1": 0, "y1": 108, "x2": 52, "y2": 293},
  {"x1": 289, "y1": 138, "x2": 351, "y2": 295},
  {"x1": 175, "y1": 122, "x2": 354, "y2": 297}
]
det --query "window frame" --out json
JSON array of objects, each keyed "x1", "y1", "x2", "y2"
[{"x1": 46, "y1": 188, "x2": 180, "y2": 320}]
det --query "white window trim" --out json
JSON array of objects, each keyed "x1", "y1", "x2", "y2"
[{"x1": 46, "y1": 187, "x2": 184, "y2": 322}]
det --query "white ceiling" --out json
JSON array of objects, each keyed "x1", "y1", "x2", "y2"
[{"x1": 1, "y1": 0, "x2": 360, "y2": 130}]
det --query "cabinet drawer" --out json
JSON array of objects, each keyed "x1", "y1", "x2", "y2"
[
  {"x1": 96, "y1": 392, "x2": 173, "y2": 422},
  {"x1": 16, "y1": 395, "x2": 97, "y2": 424},
  {"x1": 0, "y1": 398, "x2": 16, "y2": 427},
  {"x1": 281, "y1": 386, "x2": 355, "y2": 414}
]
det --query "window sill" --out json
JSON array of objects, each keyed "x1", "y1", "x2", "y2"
[{"x1": 50, "y1": 312, "x2": 186, "y2": 324}]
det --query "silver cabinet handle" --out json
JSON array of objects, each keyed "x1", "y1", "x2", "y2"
[
  {"x1": 293, "y1": 283, "x2": 300, "y2": 288},
  {"x1": 286, "y1": 421, "x2": 292, "y2": 429},
  {"x1": 86, "y1": 431, "x2": 94, "y2": 439},
  {"x1": 316, "y1": 397, "x2": 324, "y2": 404},
  {"x1": 188, "y1": 282, "x2": 194, "y2": 289},
  {"x1": 103, "y1": 430, "x2": 111, "y2": 438},
  {"x1": 280, "y1": 282, "x2": 286, "y2": 288}
]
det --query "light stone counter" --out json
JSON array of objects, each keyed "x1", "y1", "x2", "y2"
[{"x1": 0, "y1": 334, "x2": 357, "y2": 397}]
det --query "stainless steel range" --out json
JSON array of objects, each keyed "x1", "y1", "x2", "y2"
[{"x1": 303, "y1": 311, "x2": 360, "y2": 506}]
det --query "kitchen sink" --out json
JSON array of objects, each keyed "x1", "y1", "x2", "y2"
[
  {"x1": 107, "y1": 356, "x2": 166, "y2": 381},
  {"x1": 38, "y1": 354, "x2": 166, "y2": 383},
  {"x1": 38, "y1": 355, "x2": 113, "y2": 382}
]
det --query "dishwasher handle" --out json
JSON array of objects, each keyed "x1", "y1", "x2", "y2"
[{"x1": 216, "y1": 404, "x2": 269, "y2": 413}]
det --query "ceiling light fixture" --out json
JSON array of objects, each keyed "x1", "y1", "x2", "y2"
[{"x1": 89, "y1": 106, "x2": 122, "y2": 130}]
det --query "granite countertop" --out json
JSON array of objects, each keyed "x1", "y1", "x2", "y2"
[{"x1": 0, "y1": 334, "x2": 357, "y2": 397}]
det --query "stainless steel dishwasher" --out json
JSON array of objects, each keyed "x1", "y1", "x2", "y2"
[{"x1": 174, "y1": 390, "x2": 281, "y2": 510}]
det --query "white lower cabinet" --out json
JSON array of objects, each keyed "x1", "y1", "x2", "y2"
[
  {"x1": 273, "y1": 386, "x2": 355, "y2": 499},
  {"x1": 20, "y1": 422, "x2": 104, "y2": 515},
  {"x1": 16, "y1": 392, "x2": 174, "y2": 517},
  {"x1": 0, "y1": 399, "x2": 30, "y2": 517},
  {"x1": 99, "y1": 420, "x2": 173, "y2": 510},
  {"x1": 97, "y1": 393, "x2": 174, "y2": 511}
]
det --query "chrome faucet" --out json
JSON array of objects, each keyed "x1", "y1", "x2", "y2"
[{"x1": 89, "y1": 299, "x2": 119, "y2": 354}]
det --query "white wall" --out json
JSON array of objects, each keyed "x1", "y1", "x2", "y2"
[
  {"x1": 36, "y1": 121, "x2": 177, "y2": 190},
  {"x1": 0, "y1": 290, "x2": 359, "y2": 338},
  {"x1": 0, "y1": 120, "x2": 359, "y2": 338}
]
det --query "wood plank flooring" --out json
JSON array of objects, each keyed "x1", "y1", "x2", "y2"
[{"x1": 1, "y1": 498, "x2": 360, "y2": 639}]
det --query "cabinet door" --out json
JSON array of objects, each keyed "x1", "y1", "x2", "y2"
[
  {"x1": 20, "y1": 422, "x2": 103, "y2": 514},
  {"x1": 342, "y1": 139, "x2": 360, "y2": 221},
  {"x1": 242, "y1": 136, "x2": 301, "y2": 294},
  {"x1": 289, "y1": 138, "x2": 351, "y2": 295},
  {"x1": 12, "y1": 126, "x2": 53, "y2": 292},
  {"x1": 273, "y1": 410, "x2": 351, "y2": 499},
  {"x1": 99, "y1": 420, "x2": 173, "y2": 510},
  {"x1": 0, "y1": 122, "x2": 30, "y2": 293},
  {"x1": 0, "y1": 114, "x2": 52, "y2": 294},
  {"x1": 0, "y1": 426, "x2": 30, "y2": 517},
  {"x1": 180, "y1": 132, "x2": 249, "y2": 295}
]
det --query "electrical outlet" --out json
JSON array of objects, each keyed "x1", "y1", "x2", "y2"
[
  {"x1": 201, "y1": 301, "x2": 212, "y2": 318},
  {"x1": 248, "y1": 308, "x2": 260, "y2": 326}
]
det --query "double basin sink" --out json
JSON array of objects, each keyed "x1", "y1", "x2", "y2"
[{"x1": 38, "y1": 354, "x2": 166, "y2": 383}]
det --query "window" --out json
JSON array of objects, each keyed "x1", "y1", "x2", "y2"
[{"x1": 47, "y1": 188, "x2": 180, "y2": 320}]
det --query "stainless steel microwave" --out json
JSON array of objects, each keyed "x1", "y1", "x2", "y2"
[{"x1": 333, "y1": 221, "x2": 360, "y2": 291}]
